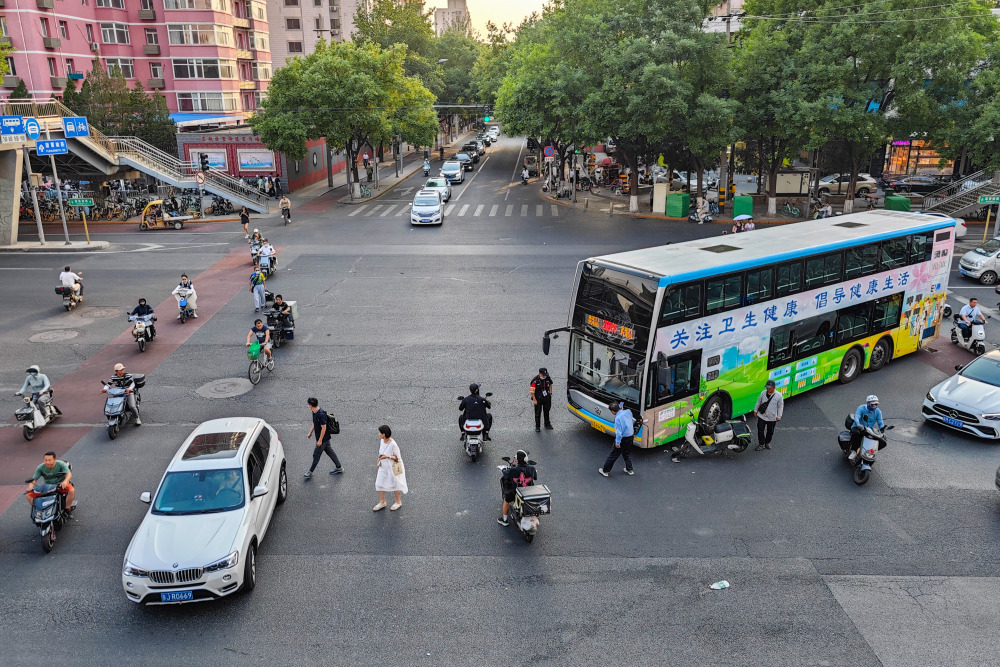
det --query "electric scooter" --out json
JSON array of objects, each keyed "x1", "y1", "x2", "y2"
[{"x1": 950, "y1": 314, "x2": 989, "y2": 356}]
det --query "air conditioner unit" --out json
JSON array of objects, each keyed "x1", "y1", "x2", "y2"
[{"x1": 89, "y1": 42, "x2": 99, "y2": 52}]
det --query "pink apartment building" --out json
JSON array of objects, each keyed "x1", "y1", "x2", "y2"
[{"x1": 0, "y1": 0, "x2": 271, "y2": 126}]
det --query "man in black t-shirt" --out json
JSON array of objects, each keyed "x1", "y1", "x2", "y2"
[
  {"x1": 305, "y1": 397, "x2": 343, "y2": 478},
  {"x1": 498, "y1": 450, "x2": 537, "y2": 526},
  {"x1": 530, "y1": 368, "x2": 554, "y2": 432}
]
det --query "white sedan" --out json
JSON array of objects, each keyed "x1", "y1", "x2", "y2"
[
  {"x1": 922, "y1": 351, "x2": 1000, "y2": 439},
  {"x1": 423, "y1": 177, "x2": 452, "y2": 203},
  {"x1": 122, "y1": 417, "x2": 287, "y2": 604}
]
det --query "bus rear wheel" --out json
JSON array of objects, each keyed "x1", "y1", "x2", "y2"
[
  {"x1": 868, "y1": 338, "x2": 892, "y2": 372},
  {"x1": 839, "y1": 348, "x2": 863, "y2": 383}
]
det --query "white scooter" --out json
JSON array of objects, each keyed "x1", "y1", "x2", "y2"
[
  {"x1": 950, "y1": 314, "x2": 989, "y2": 356},
  {"x1": 13, "y1": 390, "x2": 61, "y2": 441},
  {"x1": 497, "y1": 455, "x2": 550, "y2": 543},
  {"x1": 458, "y1": 392, "x2": 492, "y2": 462}
]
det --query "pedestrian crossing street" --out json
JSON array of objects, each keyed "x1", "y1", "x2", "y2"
[{"x1": 346, "y1": 200, "x2": 562, "y2": 219}]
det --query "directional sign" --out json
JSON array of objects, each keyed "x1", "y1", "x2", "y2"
[
  {"x1": 36, "y1": 139, "x2": 68, "y2": 156},
  {"x1": 0, "y1": 115, "x2": 24, "y2": 135},
  {"x1": 62, "y1": 116, "x2": 90, "y2": 138},
  {"x1": 543, "y1": 145, "x2": 555, "y2": 158},
  {"x1": 23, "y1": 117, "x2": 41, "y2": 141},
  {"x1": 68, "y1": 198, "x2": 94, "y2": 207},
  {"x1": 195, "y1": 171, "x2": 206, "y2": 185},
  {"x1": 979, "y1": 195, "x2": 1000, "y2": 205}
]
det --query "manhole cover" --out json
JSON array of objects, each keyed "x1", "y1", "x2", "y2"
[
  {"x1": 29, "y1": 330, "x2": 79, "y2": 343},
  {"x1": 196, "y1": 378, "x2": 253, "y2": 399},
  {"x1": 890, "y1": 421, "x2": 942, "y2": 446},
  {"x1": 75, "y1": 306, "x2": 119, "y2": 319}
]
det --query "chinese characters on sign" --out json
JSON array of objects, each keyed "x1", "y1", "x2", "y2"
[{"x1": 586, "y1": 314, "x2": 635, "y2": 340}]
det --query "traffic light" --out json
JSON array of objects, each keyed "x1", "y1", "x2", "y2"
[
  {"x1": 199, "y1": 153, "x2": 209, "y2": 171},
  {"x1": 483, "y1": 106, "x2": 492, "y2": 123},
  {"x1": 483, "y1": 114, "x2": 491, "y2": 122}
]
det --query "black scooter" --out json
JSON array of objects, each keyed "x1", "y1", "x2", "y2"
[
  {"x1": 837, "y1": 415, "x2": 891, "y2": 485},
  {"x1": 497, "y1": 455, "x2": 550, "y2": 543},
  {"x1": 24, "y1": 467, "x2": 75, "y2": 553}
]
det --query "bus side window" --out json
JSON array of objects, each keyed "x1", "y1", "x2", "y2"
[
  {"x1": 650, "y1": 351, "x2": 700, "y2": 406},
  {"x1": 844, "y1": 244, "x2": 879, "y2": 279},
  {"x1": 872, "y1": 293, "x2": 903, "y2": 331},
  {"x1": 835, "y1": 302, "x2": 872, "y2": 344},
  {"x1": 660, "y1": 282, "x2": 701, "y2": 326},
  {"x1": 775, "y1": 261, "x2": 802, "y2": 297},
  {"x1": 768, "y1": 327, "x2": 793, "y2": 368},
  {"x1": 880, "y1": 236, "x2": 908, "y2": 270},
  {"x1": 908, "y1": 234, "x2": 932, "y2": 264},
  {"x1": 792, "y1": 313, "x2": 837, "y2": 358},
  {"x1": 705, "y1": 273, "x2": 743, "y2": 315},
  {"x1": 746, "y1": 267, "x2": 773, "y2": 304}
]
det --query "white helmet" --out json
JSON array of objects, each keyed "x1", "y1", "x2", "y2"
[{"x1": 866, "y1": 394, "x2": 879, "y2": 405}]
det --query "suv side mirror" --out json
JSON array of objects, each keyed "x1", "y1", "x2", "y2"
[
  {"x1": 140, "y1": 492, "x2": 151, "y2": 504},
  {"x1": 252, "y1": 484, "x2": 269, "y2": 499}
]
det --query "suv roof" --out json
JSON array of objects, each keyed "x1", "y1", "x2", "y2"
[{"x1": 170, "y1": 417, "x2": 265, "y2": 471}]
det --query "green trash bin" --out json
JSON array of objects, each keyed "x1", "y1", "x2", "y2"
[
  {"x1": 883, "y1": 188, "x2": 894, "y2": 197},
  {"x1": 884, "y1": 195, "x2": 910, "y2": 212},
  {"x1": 666, "y1": 192, "x2": 690, "y2": 218},
  {"x1": 732, "y1": 195, "x2": 753, "y2": 219}
]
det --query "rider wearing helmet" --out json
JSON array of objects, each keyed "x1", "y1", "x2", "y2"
[
  {"x1": 850, "y1": 394, "x2": 884, "y2": 455},
  {"x1": 16, "y1": 365, "x2": 52, "y2": 414},
  {"x1": 459, "y1": 383, "x2": 492, "y2": 441},
  {"x1": 129, "y1": 298, "x2": 156, "y2": 338},
  {"x1": 498, "y1": 449, "x2": 537, "y2": 526}
]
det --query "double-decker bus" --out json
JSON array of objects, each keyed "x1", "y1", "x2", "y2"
[{"x1": 544, "y1": 211, "x2": 955, "y2": 447}]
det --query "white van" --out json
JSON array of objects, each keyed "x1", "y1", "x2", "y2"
[{"x1": 959, "y1": 238, "x2": 1000, "y2": 284}]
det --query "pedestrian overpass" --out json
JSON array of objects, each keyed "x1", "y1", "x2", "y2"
[{"x1": 0, "y1": 98, "x2": 271, "y2": 245}]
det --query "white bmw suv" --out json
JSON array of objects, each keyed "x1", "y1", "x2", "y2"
[{"x1": 122, "y1": 417, "x2": 287, "y2": 605}]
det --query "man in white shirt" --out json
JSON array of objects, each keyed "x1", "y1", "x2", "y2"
[
  {"x1": 58, "y1": 266, "x2": 82, "y2": 297},
  {"x1": 958, "y1": 298, "x2": 985, "y2": 339}
]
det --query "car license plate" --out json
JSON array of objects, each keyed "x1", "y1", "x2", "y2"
[
  {"x1": 960, "y1": 268, "x2": 969, "y2": 276},
  {"x1": 421, "y1": 218, "x2": 430, "y2": 223},
  {"x1": 160, "y1": 590, "x2": 194, "y2": 602},
  {"x1": 943, "y1": 416, "x2": 963, "y2": 427}
]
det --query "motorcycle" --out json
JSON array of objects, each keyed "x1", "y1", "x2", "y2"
[
  {"x1": 14, "y1": 390, "x2": 60, "y2": 441},
  {"x1": 55, "y1": 278, "x2": 83, "y2": 311},
  {"x1": 259, "y1": 252, "x2": 277, "y2": 278},
  {"x1": 837, "y1": 415, "x2": 892, "y2": 485},
  {"x1": 671, "y1": 410, "x2": 752, "y2": 462},
  {"x1": 249, "y1": 239, "x2": 262, "y2": 265},
  {"x1": 102, "y1": 375, "x2": 144, "y2": 440},
  {"x1": 950, "y1": 314, "x2": 989, "y2": 356},
  {"x1": 129, "y1": 313, "x2": 156, "y2": 352},
  {"x1": 497, "y1": 455, "x2": 550, "y2": 543},
  {"x1": 24, "y1": 473, "x2": 75, "y2": 553},
  {"x1": 264, "y1": 306, "x2": 295, "y2": 349},
  {"x1": 458, "y1": 392, "x2": 493, "y2": 461},
  {"x1": 688, "y1": 210, "x2": 713, "y2": 224},
  {"x1": 174, "y1": 287, "x2": 195, "y2": 324},
  {"x1": 422, "y1": 160, "x2": 430, "y2": 177}
]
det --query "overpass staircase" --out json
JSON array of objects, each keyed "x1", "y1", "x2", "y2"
[
  {"x1": 922, "y1": 170, "x2": 1000, "y2": 219},
  {"x1": 0, "y1": 98, "x2": 270, "y2": 214}
]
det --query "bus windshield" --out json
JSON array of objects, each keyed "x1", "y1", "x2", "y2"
[
  {"x1": 569, "y1": 332, "x2": 644, "y2": 404},
  {"x1": 572, "y1": 262, "x2": 657, "y2": 350}
]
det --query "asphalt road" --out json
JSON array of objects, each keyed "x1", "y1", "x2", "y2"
[{"x1": 1, "y1": 137, "x2": 999, "y2": 667}]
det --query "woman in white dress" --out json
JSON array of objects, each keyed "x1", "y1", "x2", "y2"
[{"x1": 374, "y1": 425, "x2": 407, "y2": 511}]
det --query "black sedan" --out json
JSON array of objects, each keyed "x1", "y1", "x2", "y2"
[{"x1": 889, "y1": 176, "x2": 943, "y2": 194}]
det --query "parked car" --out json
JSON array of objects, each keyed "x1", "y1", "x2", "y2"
[
  {"x1": 440, "y1": 160, "x2": 465, "y2": 183},
  {"x1": 958, "y1": 237, "x2": 1000, "y2": 284},
  {"x1": 889, "y1": 176, "x2": 942, "y2": 194},
  {"x1": 815, "y1": 173, "x2": 879, "y2": 196},
  {"x1": 456, "y1": 153, "x2": 475, "y2": 172},
  {"x1": 460, "y1": 144, "x2": 480, "y2": 163},
  {"x1": 923, "y1": 351, "x2": 1000, "y2": 440},
  {"x1": 121, "y1": 418, "x2": 287, "y2": 605},
  {"x1": 410, "y1": 189, "x2": 444, "y2": 226},
  {"x1": 918, "y1": 211, "x2": 967, "y2": 239},
  {"x1": 422, "y1": 177, "x2": 452, "y2": 203}
]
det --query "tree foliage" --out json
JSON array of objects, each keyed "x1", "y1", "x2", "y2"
[
  {"x1": 353, "y1": 0, "x2": 444, "y2": 99},
  {"x1": 10, "y1": 78, "x2": 29, "y2": 99}
]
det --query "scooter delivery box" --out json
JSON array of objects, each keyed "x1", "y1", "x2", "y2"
[
  {"x1": 131, "y1": 373, "x2": 146, "y2": 389},
  {"x1": 286, "y1": 300, "x2": 299, "y2": 321},
  {"x1": 516, "y1": 485, "x2": 552, "y2": 516}
]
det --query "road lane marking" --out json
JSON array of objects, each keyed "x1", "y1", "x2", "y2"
[
  {"x1": 536, "y1": 204, "x2": 543, "y2": 216},
  {"x1": 459, "y1": 204, "x2": 469, "y2": 216},
  {"x1": 507, "y1": 142, "x2": 525, "y2": 200},
  {"x1": 551, "y1": 205, "x2": 559, "y2": 216},
  {"x1": 453, "y1": 156, "x2": 489, "y2": 200},
  {"x1": 506, "y1": 205, "x2": 513, "y2": 216},
  {"x1": 490, "y1": 205, "x2": 498, "y2": 217},
  {"x1": 367, "y1": 204, "x2": 383, "y2": 215},
  {"x1": 380, "y1": 205, "x2": 398, "y2": 217},
  {"x1": 474, "y1": 204, "x2": 484, "y2": 217},
  {"x1": 396, "y1": 206, "x2": 408, "y2": 216},
  {"x1": 347, "y1": 205, "x2": 368, "y2": 217},
  {"x1": 521, "y1": 205, "x2": 528, "y2": 216},
  {"x1": 445, "y1": 204, "x2": 455, "y2": 215}
]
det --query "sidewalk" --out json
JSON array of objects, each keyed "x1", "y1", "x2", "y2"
[{"x1": 0, "y1": 240, "x2": 110, "y2": 252}]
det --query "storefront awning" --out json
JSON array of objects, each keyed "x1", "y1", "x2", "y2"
[{"x1": 169, "y1": 113, "x2": 244, "y2": 128}]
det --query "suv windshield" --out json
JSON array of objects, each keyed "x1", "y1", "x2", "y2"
[
  {"x1": 457, "y1": 153, "x2": 471, "y2": 161},
  {"x1": 974, "y1": 239, "x2": 1000, "y2": 256},
  {"x1": 413, "y1": 195, "x2": 439, "y2": 207},
  {"x1": 960, "y1": 355, "x2": 1000, "y2": 387},
  {"x1": 152, "y1": 469, "x2": 246, "y2": 515}
]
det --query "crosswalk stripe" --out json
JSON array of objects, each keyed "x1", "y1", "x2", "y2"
[
  {"x1": 368, "y1": 204, "x2": 383, "y2": 216},
  {"x1": 380, "y1": 205, "x2": 397, "y2": 217},
  {"x1": 536, "y1": 204, "x2": 543, "y2": 216},
  {"x1": 551, "y1": 205, "x2": 559, "y2": 216},
  {"x1": 505, "y1": 205, "x2": 513, "y2": 216},
  {"x1": 521, "y1": 205, "x2": 528, "y2": 216},
  {"x1": 474, "y1": 204, "x2": 484, "y2": 217},
  {"x1": 347, "y1": 205, "x2": 368, "y2": 217},
  {"x1": 445, "y1": 204, "x2": 455, "y2": 216},
  {"x1": 489, "y1": 205, "x2": 498, "y2": 217},
  {"x1": 459, "y1": 204, "x2": 470, "y2": 216},
  {"x1": 396, "y1": 206, "x2": 408, "y2": 216}
]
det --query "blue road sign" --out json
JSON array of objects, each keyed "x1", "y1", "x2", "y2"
[
  {"x1": 36, "y1": 139, "x2": 68, "y2": 156},
  {"x1": 24, "y1": 118, "x2": 41, "y2": 141},
  {"x1": 0, "y1": 115, "x2": 25, "y2": 135},
  {"x1": 62, "y1": 117, "x2": 90, "y2": 138}
]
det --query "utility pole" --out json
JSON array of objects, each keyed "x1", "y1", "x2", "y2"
[{"x1": 44, "y1": 124, "x2": 71, "y2": 244}]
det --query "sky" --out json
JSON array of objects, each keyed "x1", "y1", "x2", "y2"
[{"x1": 424, "y1": 0, "x2": 548, "y2": 36}]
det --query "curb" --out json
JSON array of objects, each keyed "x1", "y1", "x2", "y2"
[
  {"x1": 1, "y1": 241, "x2": 111, "y2": 252},
  {"x1": 29, "y1": 216, "x2": 243, "y2": 227},
  {"x1": 540, "y1": 192, "x2": 801, "y2": 225}
]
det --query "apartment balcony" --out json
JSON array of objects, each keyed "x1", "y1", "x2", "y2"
[
  {"x1": 2, "y1": 75, "x2": 20, "y2": 87},
  {"x1": 36, "y1": 0, "x2": 54, "y2": 8},
  {"x1": 147, "y1": 78, "x2": 165, "y2": 89},
  {"x1": 236, "y1": 49, "x2": 252, "y2": 60},
  {"x1": 239, "y1": 79, "x2": 257, "y2": 90},
  {"x1": 143, "y1": 44, "x2": 160, "y2": 55},
  {"x1": 50, "y1": 76, "x2": 67, "y2": 89},
  {"x1": 42, "y1": 37, "x2": 61, "y2": 49},
  {"x1": 233, "y1": 17, "x2": 250, "y2": 29},
  {"x1": 0, "y1": 36, "x2": 10, "y2": 47},
  {"x1": 138, "y1": 9, "x2": 156, "y2": 20}
]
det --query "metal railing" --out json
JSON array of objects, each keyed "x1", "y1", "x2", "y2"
[
  {"x1": 922, "y1": 170, "x2": 987, "y2": 205},
  {"x1": 923, "y1": 171, "x2": 1000, "y2": 216}
]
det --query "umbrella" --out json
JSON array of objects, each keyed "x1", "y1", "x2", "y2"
[
  {"x1": 599, "y1": 157, "x2": 613, "y2": 166},
  {"x1": 733, "y1": 214, "x2": 753, "y2": 221}
]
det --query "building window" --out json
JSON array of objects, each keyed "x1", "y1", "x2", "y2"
[
  {"x1": 48, "y1": 58, "x2": 57, "y2": 76},
  {"x1": 86, "y1": 24, "x2": 94, "y2": 42},
  {"x1": 40, "y1": 18, "x2": 50, "y2": 38},
  {"x1": 248, "y1": 31, "x2": 267, "y2": 51},
  {"x1": 101, "y1": 22, "x2": 130, "y2": 44},
  {"x1": 140, "y1": 0, "x2": 154, "y2": 9},
  {"x1": 96, "y1": 0, "x2": 126, "y2": 7},
  {"x1": 59, "y1": 21, "x2": 69, "y2": 39},
  {"x1": 251, "y1": 62, "x2": 270, "y2": 80},
  {"x1": 287, "y1": 41, "x2": 303, "y2": 53},
  {"x1": 66, "y1": 59, "x2": 75, "y2": 74},
  {"x1": 145, "y1": 28, "x2": 159, "y2": 44},
  {"x1": 168, "y1": 24, "x2": 232, "y2": 46},
  {"x1": 176, "y1": 92, "x2": 238, "y2": 112},
  {"x1": 252, "y1": 2, "x2": 265, "y2": 19},
  {"x1": 284, "y1": 0, "x2": 299, "y2": 6},
  {"x1": 150, "y1": 62, "x2": 163, "y2": 78},
  {"x1": 105, "y1": 58, "x2": 135, "y2": 78},
  {"x1": 164, "y1": 0, "x2": 229, "y2": 9},
  {"x1": 331, "y1": 18, "x2": 341, "y2": 29},
  {"x1": 0, "y1": 17, "x2": 8, "y2": 38},
  {"x1": 173, "y1": 58, "x2": 236, "y2": 79},
  {"x1": 6, "y1": 56, "x2": 16, "y2": 77},
  {"x1": 285, "y1": 18, "x2": 300, "y2": 30}
]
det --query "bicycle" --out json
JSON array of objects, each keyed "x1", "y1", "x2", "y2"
[
  {"x1": 358, "y1": 184, "x2": 371, "y2": 198},
  {"x1": 781, "y1": 199, "x2": 800, "y2": 217},
  {"x1": 281, "y1": 207, "x2": 290, "y2": 226},
  {"x1": 247, "y1": 342, "x2": 274, "y2": 385}
]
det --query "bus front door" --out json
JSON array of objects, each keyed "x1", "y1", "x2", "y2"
[{"x1": 645, "y1": 350, "x2": 702, "y2": 448}]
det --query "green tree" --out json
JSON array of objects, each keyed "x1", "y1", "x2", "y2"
[
  {"x1": 249, "y1": 40, "x2": 437, "y2": 187},
  {"x1": 62, "y1": 77, "x2": 79, "y2": 111},
  {"x1": 353, "y1": 0, "x2": 443, "y2": 98},
  {"x1": 434, "y1": 24, "x2": 483, "y2": 104},
  {"x1": 10, "y1": 78, "x2": 29, "y2": 99},
  {"x1": 471, "y1": 21, "x2": 517, "y2": 107}
]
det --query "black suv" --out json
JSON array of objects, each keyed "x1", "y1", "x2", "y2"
[{"x1": 461, "y1": 143, "x2": 481, "y2": 161}]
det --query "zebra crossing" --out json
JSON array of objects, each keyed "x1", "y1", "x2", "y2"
[{"x1": 345, "y1": 201, "x2": 562, "y2": 219}]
